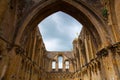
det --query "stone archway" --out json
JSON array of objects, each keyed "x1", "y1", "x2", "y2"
[
  {"x1": 14, "y1": 0, "x2": 110, "y2": 50},
  {"x1": 1, "y1": 0, "x2": 120, "y2": 80}
]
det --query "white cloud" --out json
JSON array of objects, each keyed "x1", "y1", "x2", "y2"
[
  {"x1": 44, "y1": 39, "x2": 60, "y2": 51},
  {"x1": 38, "y1": 11, "x2": 83, "y2": 51}
]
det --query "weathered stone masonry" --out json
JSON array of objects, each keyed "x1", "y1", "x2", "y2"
[{"x1": 0, "y1": 0, "x2": 120, "y2": 80}]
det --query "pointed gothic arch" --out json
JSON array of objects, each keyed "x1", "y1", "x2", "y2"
[{"x1": 14, "y1": 0, "x2": 110, "y2": 51}]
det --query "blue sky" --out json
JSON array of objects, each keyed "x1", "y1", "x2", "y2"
[{"x1": 38, "y1": 11, "x2": 82, "y2": 51}]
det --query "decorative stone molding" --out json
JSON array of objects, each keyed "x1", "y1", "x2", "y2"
[
  {"x1": 95, "y1": 42, "x2": 120, "y2": 58},
  {"x1": 47, "y1": 72, "x2": 74, "y2": 79}
]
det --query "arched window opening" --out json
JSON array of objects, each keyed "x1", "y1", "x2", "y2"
[
  {"x1": 58, "y1": 56, "x2": 63, "y2": 70},
  {"x1": 38, "y1": 11, "x2": 83, "y2": 51},
  {"x1": 52, "y1": 61, "x2": 56, "y2": 70},
  {"x1": 65, "y1": 60, "x2": 69, "y2": 70}
]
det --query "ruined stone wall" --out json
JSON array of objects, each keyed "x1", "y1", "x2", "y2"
[
  {"x1": 45, "y1": 52, "x2": 75, "y2": 72},
  {"x1": 72, "y1": 27, "x2": 101, "y2": 80},
  {"x1": 72, "y1": 25, "x2": 120, "y2": 80},
  {"x1": 0, "y1": 27, "x2": 47, "y2": 80},
  {"x1": 45, "y1": 51, "x2": 75, "y2": 80},
  {"x1": 0, "y1": 0, "x2": 120, "y2": 80},
  {"x1": 0, "y1": 0, "x2": 45, "y2": 44},
  {"x1": 14, "y1": 27, "x2": 47, "y2": 80}
]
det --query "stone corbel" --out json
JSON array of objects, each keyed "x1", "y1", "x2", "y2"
[
  {"x1": 97, "y1": 48, "x2": 108, "y2": 57},
  {"x1": 15, "y1": 46, "x2": 25, "y2": 55},
  {"x1": 101, "y1": 49, "x2": 108, "y2": 57}
]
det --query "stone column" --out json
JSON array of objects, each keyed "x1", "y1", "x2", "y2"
[
  {"x1": 56, "y1": 61, "x2": 58, "y2": 71},
  {"x1": 49, "y1": 60, "x2": 52, "y2": 72},
  {"x1": 31, "y1": 29, "x2": 37, "y2": 61},
  {"x1": 5, "y1": 46, "x2": 24, "y2": 80},
  {"x1": 84, "y1": 38, "x2": 90, "y2": 63},
  {"x1": 108, "y1": 0, "x2": 120, "y2": 42},
  {"x1": 28, "y1": 33, "x2": 33, "y2": 58},
  {"x1": 96, "y1": 62, "x2": 102, "y2": 80},
  {"x1": 63, "y1": 58, "x2": 66, "y2": 72},
  {"x1": 0, "y1": 39, "x2": 8, "y2": 80},
  {"x1": 88, "y1": 35, "x2": 94, "y2": 59},
  {"x1": 98, "y1": 49, "x2": 118, "y2": 80},
  {"x1": 109, "y1": 45, "x2": 120, "y2": 79},
  {"x1": 79, "y1": 48, "x2": 82, "y2": 68}
]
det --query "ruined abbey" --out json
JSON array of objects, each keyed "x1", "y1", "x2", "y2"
[{"x1": 0, "y1": 0, "x2": 120, "y2": 80}]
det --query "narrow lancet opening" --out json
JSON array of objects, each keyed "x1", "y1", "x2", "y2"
[
  {"x1": 52, "y1": 61, "x2": 56, "y2": 70},
  {"x1": 58, "y1": 56, "x2": 63, "y2": 70}
]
